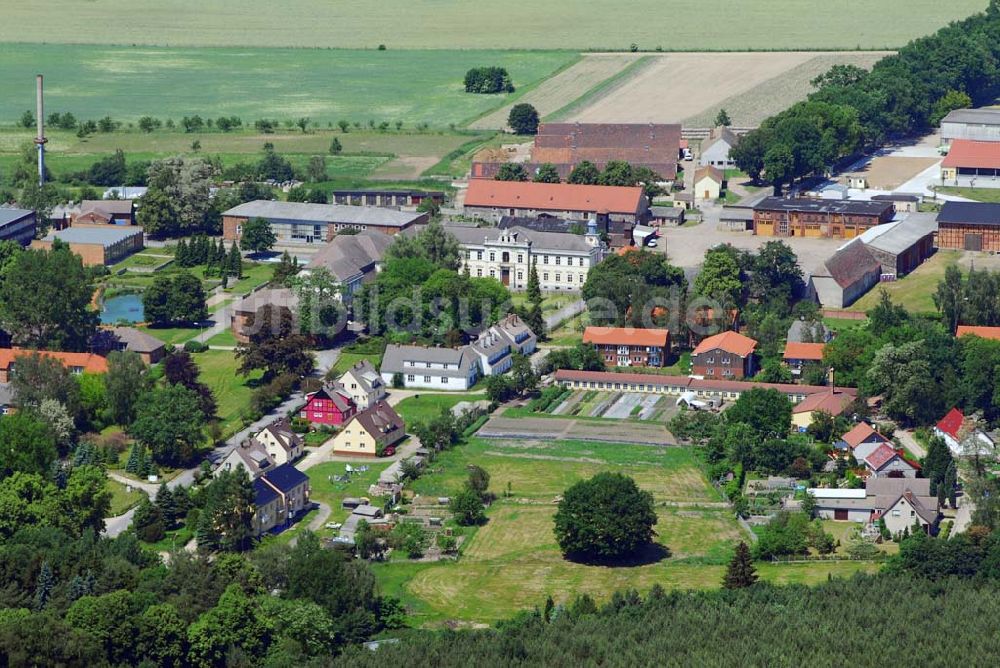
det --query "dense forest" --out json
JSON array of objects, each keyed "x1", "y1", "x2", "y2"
[
  {"x1": 336, "y1": 574, "x2": 1000, "y2": 666},
  {"x1": 733, "y1": 0, "x2": 1000, "y2": 190}
]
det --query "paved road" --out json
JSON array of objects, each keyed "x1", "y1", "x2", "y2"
[
  {"x1": 895, "y1": 430, "x2": 926, "y2": 459},
  {"x1": 545, "y1": 298, "x2": 585, "y2": 330},
  {"x1": 289, "y1": 502, "x2": 332, "y2": 547}
]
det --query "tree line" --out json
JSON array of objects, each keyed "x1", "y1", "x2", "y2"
[
  {"x1": 732, "y1": 1, "x2": 1000, "y2": 191},
  {"x1": 497, "y1": 159, "x2": 665, "y2": 199}
]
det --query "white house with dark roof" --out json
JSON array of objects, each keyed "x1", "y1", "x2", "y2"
[
  {"x1": 253, "y1": 419, "x2": 304, "y2": 466},
  {"x1": 302, "y1": 229, "x2": 394, "y2": 301},
  {"x1": 810, "y1": 478, "x2": 940, "y2": 534},
  {"x1": 338, "y1": 359, "x2": 387, "y2": 409},
  {"x1": 699, "y1": 126, "x2": 740, "y2": 169},
  {"x1": 216, "y1": 440, "x2": 276, "y2": 479},
  {"x1": 380, "y1": 344, "x2": 481, "y2": 390},
  {"x1": 807, "y1": 238, "x2": 882, "y2": 308}
]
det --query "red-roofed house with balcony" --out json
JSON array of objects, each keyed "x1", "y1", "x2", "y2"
[
  {"x1": 934, "y1": 407, "x2": 996, "y2": 456},
  {"x1": 582, "y1": 327, "x2": 670, "y2": 368},
  {"x1": 782, "y1": 342, "x2": 825, "y2": 378},
  {"x1": 941, "y1": 139, "x2": 1000, "y2": 183},
  {"x1": 300, "y1": 384, "x2": 356, "y2": 426},
  {"x1": 690, "y1": 331, "x2": 757, "y2": 379},
  {"x1": 863, "y1": 443, "x2": 918, "y2": 478},
  {"x1": 463, "y1": 180, "x2": 648, "y2": 225}
]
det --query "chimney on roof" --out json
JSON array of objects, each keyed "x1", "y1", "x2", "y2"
[{"x1": 828, "y1": 367, "x2": 835, "y2": 394}]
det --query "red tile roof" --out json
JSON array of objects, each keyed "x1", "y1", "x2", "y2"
[
  {"x1": 0, "y1": 348, "x2": 108, "y2": 374},
  {"x1": 942, "y1": 139, "x2": 1000, "y2": 170},
  {"x1": 583, "y1": 327, "x2": 669, "y2": 347},
  {"x1": 693, "y1": 331, "x2": 757, "y2": 357},
  {"x1": 936, "y1": 407, "x2": 964, "y2": 440},
  {"x1": 793, "y1": 390, "x2": 855, "y2": 416},
  {"x1": 841, "y1": 422, "x2": 887, "y2": 449},
  {"x1": 956, "y1": 325, "x2": 1000, "y2": 340},
  {"x1": 464, "y1": 180, "x2": 644, "y2": 215},
  {"x1": 782, "y1": 342, "x2": 825, "y2": 361},
  {"x1": 864, "y1": 443, "x2": 900, "y2": 470}
]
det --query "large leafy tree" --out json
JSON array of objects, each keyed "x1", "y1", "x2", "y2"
[
  {"x1": 142, "y1": 273, "x2": 207, "y2": 325},
  {"x1": 725, "y1": 388, "x2": 792, "y2": 441},
  {"x1": 865, "y1": 340, "x2": 943, "y2": 426},
  {"x1": 9, "y1": 351, "x2": 82, "y2": 418},
  {"x1": 141, "y1": 156, "x2": 216, "y2": 237},
  {"x1": 385, "y1": 219, "x2": 461, "y2": 271},
  {"x1": 240, "y1": 217, "x2": 277, "y2": 253},
  {"x1": 582, "y1": 250, "x2": 686, "y2": 328},
  {"x1": 533, "y1": 163, "x2": 560, "y2": 183},
  {"x1": 0, "y1": 413, "x2": 57, "y2": 479},
  {"x1": 163, "y1": 350, "x2": 217, "y2": 419},
  {"x1": 934, "y1": 264, "x2": 965, "y2": 333},
  {"x1": 0, "y1": 243, "x2": 97, "y2": 350},
  {"x1": 195, "y1": 469, "x2": 257, "y2": 554},
  {"x1": 105, "y1": 351, "x2": 149, "y2": 426},
  {"x1": 236, "y1": 304, "x2": 314, "y2": 380},
  {"x1": 553, "y1": 472, "x2": 657, "y2": 561},
  {"x1": 694, "y1": 246, "x2": 744, "y2": 307},
  {"x1": 187, "y1": 584, "x2": 272, "y2": 664},
  {"x1": 567, "y1": 160, "x2": 600, "y2": 185},
  {"x1": 130, "y1": 384, "x2": 206, "y2": 466},
  {"x1": 496, "y1": 163, "x2": 528, "y2": 181},
  {"x1": 507, "y1": 103, "x2": 539, "y2": 135}
]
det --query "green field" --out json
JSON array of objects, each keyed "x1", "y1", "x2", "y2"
[
  {"x1": 851, "y1": 250, "x2": 961, "y2": 315},
  {"x1": 0, "y1": 44, "x2": 574, "y2": 126},
  {"x1": 393, "y1": 393, "x2": 487, "y2": 425},
  {"x1": 0, "y1": 1, "x2": 985, "y2": 50},
  {"x1": 938, "y1": 186, "x2": 1000, "y2": 203},
  {"x1": 192, "y1": 349, "x2": 263, "y2": 435},
  {"x1": 106, "y1": 479, "x2": 145, "y2": 516},
  {"x1": 378, "y1": 437, "x2": 878, "y2": 625}
]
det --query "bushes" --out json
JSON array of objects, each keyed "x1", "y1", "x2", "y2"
[
  {"x1": 463, "y1": 67, "x2": 514, "y2": 94},
  {"x1": 527, "y1": 386, "x2": 569, "y2": 413},
  {"x1": 183, "y1": 340, "x2": 208, "y2": 354},
  {"x1": 249, "y1": 372, "x2": 298, "y2": 418}
]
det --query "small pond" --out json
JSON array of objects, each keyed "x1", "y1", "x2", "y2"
[{"x1": 101, "y1": 294, "x2": 145, "y2": 324}]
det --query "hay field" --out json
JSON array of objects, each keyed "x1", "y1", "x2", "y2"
[
  {"x1": 681, "y1": 52, "x2": 888, "y2": 127},
  {"x1": 566, "y1": 52, "x2": 888, "y2": 125},
  {"x1": 0, "y1": 44, "x2": 573, "y2": 126},
  {"x1": 470, "y1": 54, "x2": 640, "y2": 130},
  {"x1": 1, "y1": 1, "x2": 986, "y2": 50}
]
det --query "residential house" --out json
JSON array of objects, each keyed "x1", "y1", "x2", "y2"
[
  {"x1": 583, "y1": 326, "x2": 670, "y2": 368},
  {"x1": 807, "y1": 239, "x2": 882, "y2": 308},
  {"x1": 782, "y1": 342, "x2": 825, "y2": 378},
  {"x1": 693, "y1": 166, "x2": 724, "y2": 201},
  {"x1": 463, "y1": 180, "x2": 648, "y2": 226},
  {"x1": 690, "y1": 331, "x2": 757, "y2": 379},
  {"x1": 699, "y1": 126, "x2": 740, "y2": 169},
  {"x1": 940, "y1": 108, "x2": 1000, "y2": 146},
  {"x1": 300, "y1": 384, "x2": 357, "y2": 426},
  {"x1": 216, "y1": 440, "x2": 276, "y2": 479},
  {"x1": 810, "y1": 477, "x2": 939, "y2": 534},
  {"x1": 253, "y1": 419, "x2": 304, "y2": 465},
  {"x1": 32, "y1": 226, "x2": 144, "y2": 266},
  {"x1": 221, "y1": 200, "x2": 427, "y2": 245},
  {"x1": 934, "y1": 407, "x2": 996, "y2": 456},
  {"x1": 469, "y1": 329, "x2": 513, "y2": 376},
  {"x1": 75, "y1": 200, "x2": 135, "y2": 225},
  {"x1": 380, "y1": 344, "x2": 480, "y2": 390},
  {"x1": 0, "y1": 349, "x2": 108, "y2": 383},
  {"x1": 253, "y1": 463, "x2": 311, "y2": 536},
  {"x1": 230, "y1": 287, "x2": 299, "y2": 344},
  {"x1": 863, "y1": 442, "x2": 918, "y2": 478},
  {"x1": 649, "y1": 205, "x2": 685, "y2": 226},
  {"x1": 752, "y1": 197, "x2": 894, "y2": 238},
  {"x1": 839, "y1": 422, "x2": 891, "y2": 462},
  {"x1": 786, "y1": 319, "x2": 832, "y2": 343},
  {"x1": 936, "y1": 201, "x2": 1000, "y2": 252},
  {"x1": 331, "y1": 401, "x2": 405, "y2": 457},
  {"x1": 302, "y1": 229, "x2": 393, "y2": 303},
  {"x1": 338, "y1": 359, "x2": 387, "y2": 410},
  {"x1": 871, "y1": 193, "x2": 922, "y2": 213},
  {"x1": 104, "y1": 327, "x2": 166, "y2": 364},
  {"x1": 941, "y1": 139, "x2": 1000, "y2": 186},
  {"x1": 0, "y1": 208, "x2": 37, "y2": 246},
  {"x1": 792, "y1": 388, "x2": 856, "y2": 429},
  {"x1": 493, "y1": 313, "x2": 538, "y2": 356},
  {"x1": 438, "y1": 223, "x2": 603, "y2": 292}
]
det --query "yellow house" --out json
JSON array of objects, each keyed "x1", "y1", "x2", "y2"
[
  {"x1": 791, "y1": 389, "x2": 856, "y2": 429},
  {"x1": 693, "y1": 165, "x2": 724, "y2": 200},
  {"x1": 331, "y1": 401, "x2": 405, "y2": 457}
]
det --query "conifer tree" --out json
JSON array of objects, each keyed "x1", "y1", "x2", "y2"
[
  {"x1": 125, "y1": 443, "x2": 141, "y2": 474},
  {"x1": 156, "y1": 483, "x2": 177, "y2": 525},
  {"x1": 175, "y1": 238, "x2": 188, "y2": 266},
  {"x1": 723, "y1": 541, "x2": 757, "y2": 589},
  {"x1": 33, "y1": 562, "x2": 54, "y2": 610},
  {"x1": 228, "y1": 242, "x2": 243, "y2": 278},
  {"x1": 526, "y1": 260, "x2": 542, "y2": 306}
]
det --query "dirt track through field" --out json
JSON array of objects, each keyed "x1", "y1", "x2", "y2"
[
  {"x1": 566, "y1": 52, "x2": 890, "y2": 125},
  {"x1": 470, "y1": 54, "x2": 640, "y2": 129}
]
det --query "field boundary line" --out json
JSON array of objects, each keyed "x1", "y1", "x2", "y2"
[{"x1": 545, "y1": 56, "x2": 655, "y2": 122}]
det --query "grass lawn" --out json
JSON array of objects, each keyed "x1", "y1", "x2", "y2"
[
  {"x1": 393, "y1": 392, "x2": 487, "y2": 425},
  {"x1": 547, "y1": 311, "x2": 588, "y2": 347},
  {"x1": 378, "y1": 436, "x2": 878, "y2": 626},
  {"x1": 206, "y1": 328, "x2": 238, "y2": 348},
  {"x1": 193, "y1": 349, "x2": 263, "y2": 436},
  {"x1": 851, "y1": 250, "x2": 962, "y2": 315},
  {"x1": 822, "y1": 316, "x2": 868, "y2": 333},
  {"x1": 509, "y1": 292, "x2": 577, "y2": 315},
  {"x1": 106, "y1": 479, "x2": 145, "y2": 516},
  {"x1": 0, "y1": 45, "x2": 574, "y2": 127},
  {"x1": 820, "y1": 520, "x2": 898, "y2": 557},
  {"x1": 146, "y1": 525, "x2": 195, "y2": 553},
  {"x1": 306, "y1": 461, "x2": 393, "y2": 527},
  {"x1": 331, "y1": 352, "x2": 383, "y2": 377},
  {"x1": 142, "y1": 324, "x2": 204, "y2": 346},
  {"x1": 937, "y1": 186, "x2": 1000, "y2": 203},
  {"x1": 0, "y1": 1, "x2": 980, "y2": 50},
  {"x1": 222, "y1": 262, "x2": 273, "y2": 296}
]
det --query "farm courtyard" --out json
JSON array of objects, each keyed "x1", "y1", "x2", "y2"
[{"x1": 377, "y1": 438, "x2": 878, "y2": 626}]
